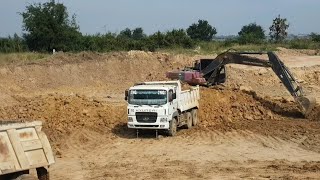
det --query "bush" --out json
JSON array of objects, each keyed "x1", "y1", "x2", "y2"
[
  {"x1": 310, "y1": 33, "x2": 320, "y2": 42},
  {"x1": 0, "y1": 34, "x2": 28, "y2": 53},
  {"x1": 285, "y1": 39, "x2": 320, "y2": 50}
]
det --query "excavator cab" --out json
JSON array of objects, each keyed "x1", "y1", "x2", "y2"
[{"x1": 193, "y1": 59, "x2": 226, "y2": 85}]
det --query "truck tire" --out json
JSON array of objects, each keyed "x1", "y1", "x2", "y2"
[
  {"x1": 186, "y1": 112, "x2": 192, "y2": 129},
  {"x1": 37, "y1": 167, "x2": 49, "y2": 180},
  {"x1": 191, "y1": 109, "x2": 198, "y2": 126},
  {"x1": 168, "y1": 118, "x2": 177, "y2": 136}
]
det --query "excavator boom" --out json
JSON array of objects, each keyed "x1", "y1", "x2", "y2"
[{"x1": 166, "y1": 50, "x2": 316, "y2": 116}]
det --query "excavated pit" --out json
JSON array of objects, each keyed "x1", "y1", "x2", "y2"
[
  {"x1": 0, "y1": 51, "x2": 318, "y2": 150},
  {"x1": 0, "y1": 50, "x2": 319, "y2": 179}
]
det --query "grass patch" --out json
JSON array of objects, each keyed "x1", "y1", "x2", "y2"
[
  {"x1": 198, "y1": 42, "x2": 280, "y2": 54},
  {"x1": 157, "y1": 42, "x2": 281, "y2": 55},
  {"x1": 286, "y1": 39, "x2": 320, "y2": 49},
  {"x1": 158, "y1": 40, "x2": 320, "y2": 55},
  {"x1": 0, "y1": 41, "x2": 318, "y2": 66},
  {"x1": 0, "y1": 52, "x2": 49, "y2": 65}
]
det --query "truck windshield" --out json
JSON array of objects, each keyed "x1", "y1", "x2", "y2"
[{"x1": 129, "y1": 90, "x2": 167, "y2": 105}]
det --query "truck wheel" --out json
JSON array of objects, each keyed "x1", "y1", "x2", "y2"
[
  {"x1": 37, "y1": 167, "x2": 49, "y2": 180},
  {"x1": 186, "y1": 112, "x2": 192, "y2": 129},
  {"x1": 191, "y1": 109, "x2": 198, "y2": 126},
  {"x1": 168, "y1": 118, "x2": 177, "y2": 136}
]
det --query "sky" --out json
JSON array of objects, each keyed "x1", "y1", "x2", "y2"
[{"x1": 1, "y1": 0, "x2": 319, "y2": 37}]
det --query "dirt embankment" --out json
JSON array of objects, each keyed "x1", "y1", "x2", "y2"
[
  {"x1": 0, "y1": 51, "x2": 196, "y2": 105},
  {"x1": 0, "y1": 94, "x2": 126, "y2": 150}
]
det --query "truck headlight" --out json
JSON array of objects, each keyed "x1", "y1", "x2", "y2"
[
  {"x1": 128, "y1": 117, "x2": 133, "y2": 122},
  {"x1": 160, "y1": 118, "x2": 168, "y2": 122}
]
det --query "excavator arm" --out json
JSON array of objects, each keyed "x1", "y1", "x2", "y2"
[
  {"x1": 267, "y1": 52, "x2": 316, "y2": 115},
  {"x1": 167, "y1": 50, "x2": 316, "y2": 115},
  {"x1": 202, "y1": 51, "x2": 316, "y2": 115}
]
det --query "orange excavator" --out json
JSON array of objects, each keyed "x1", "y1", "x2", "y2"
[{"x1": 166, "y1": 50, "x2": 316, "y2": 116}]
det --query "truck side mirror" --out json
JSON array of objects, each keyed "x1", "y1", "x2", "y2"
[{"x1": 125, "y1": 90, "x2": 129, "y2": 101}]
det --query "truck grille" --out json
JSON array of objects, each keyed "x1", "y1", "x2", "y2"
[{"x1": 136, "y1": 112, "x2": 157, "y2": 123}]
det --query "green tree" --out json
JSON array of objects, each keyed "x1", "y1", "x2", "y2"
[
  {"x1": 269, "y1": 15, "x2": 289, "y2": 42},
  {"x1": 187, "y1": 20, "x2": 217, "y2": 41},
  {"x1": 238, "y1": 23, "x2": 265, "y2": 44},
  {"x1": 20, "y1": 0, "x2": 81, "y2": 51},
  {"x1": 118, "y1": 28, "x2": 132, "y2": 39},
  {"x1": 132, "y1": 27, "x2": 146, "y2": 40}
]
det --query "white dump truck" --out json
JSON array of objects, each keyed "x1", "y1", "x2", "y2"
[
  {"x1": 0, "y1": 121, "x2": 55, "y2": 180},
  {"x1": 125, "y1": 81, "x2": 200, "y2": 136}
]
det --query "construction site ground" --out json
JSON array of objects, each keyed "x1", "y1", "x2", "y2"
[{"x1": 0, "y1": 48, "x2": 319, "y2": 179}]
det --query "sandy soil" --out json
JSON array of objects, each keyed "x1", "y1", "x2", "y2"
[{"x1": 0, "y1": 49, "x2": 319, "y2": 179}]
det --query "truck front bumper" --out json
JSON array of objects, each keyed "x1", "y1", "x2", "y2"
[{"x1": 127, "y1": 122, "x2": 170, "y2": 129}]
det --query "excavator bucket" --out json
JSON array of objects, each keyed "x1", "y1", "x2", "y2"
[{"x1": 296, "y1": 96, "x2": 317, "y2": 116}]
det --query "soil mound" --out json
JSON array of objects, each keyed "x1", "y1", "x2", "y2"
[
  {"x1": 0, "y1": 94, "x2": 127, "y2": 148},
  {"x1": 195, "y1": 87, "x2": 320, "y2": 152}
]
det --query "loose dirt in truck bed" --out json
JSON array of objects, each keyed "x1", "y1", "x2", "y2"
[{"x1": 0, "y1": 49, "x2": 319, "y2": 179}]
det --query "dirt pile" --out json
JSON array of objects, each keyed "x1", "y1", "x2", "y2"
[
  {"x1": 0, "y1": 94, "x2": 127, "y2": 148},
  {"x1": 199, "y1": 87, "x2": 319, "y2": 125},
  {"x1": 195, "y1": 87, "x2": 320, "y2": 152},
  {"x1": 199, "y1": 88, "x2": 275, "y2": 127}
]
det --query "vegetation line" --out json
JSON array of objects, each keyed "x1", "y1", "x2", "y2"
[{"x1": 0, "y1": 1, "x2": 319, "y2": 54}]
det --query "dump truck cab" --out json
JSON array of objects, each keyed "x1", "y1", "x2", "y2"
[
  {"x1": 127, "y1": 84, "x2": 177, "y2": 130},
  {"x1": 126, "y1": 81, "x2": 200, "y2": 136}
]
